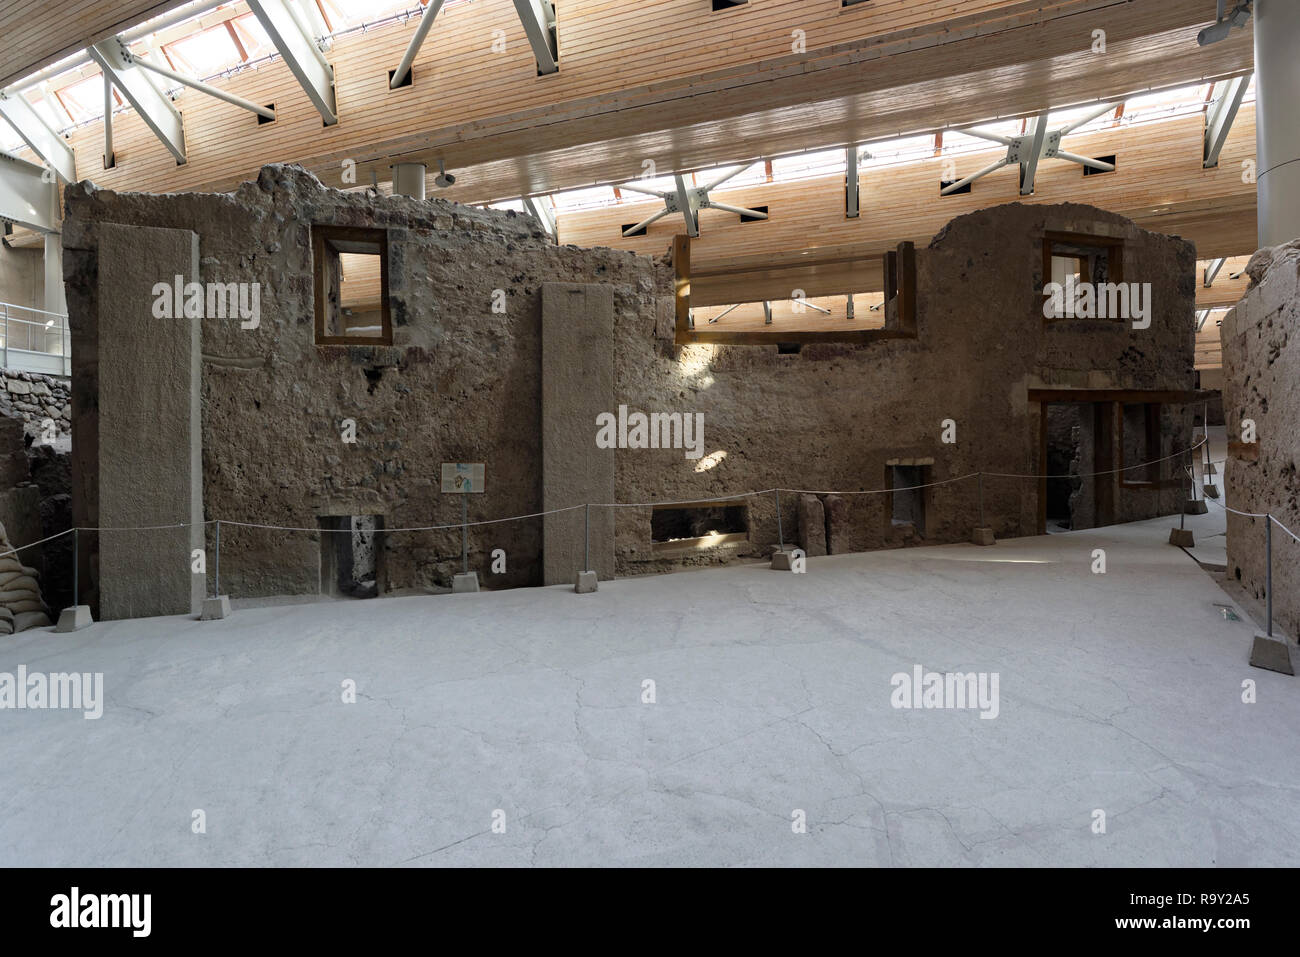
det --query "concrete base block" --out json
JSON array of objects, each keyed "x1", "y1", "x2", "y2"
[
  {"x1": 1184, "y1": 499, "x2": 1209, "y2": 515},
  {"x1": 771, "y1": 549, "x2": 794, "y2": 570},
  {"x1": 452, "y1": 572, "x2": 479, "y2": 593},
  {"x1": 1203, "y1": 484, "x2": 1220, "y2": 499},
  {"x1": 1249, "y1": 635, "x2": 1295, "y2": 675},
  {"x1": 1205, "y1": 462, "x2": 1217, "y2": 475},
  {"x1": 575, "y1": 570, "x2": 598, "y2": 593},
  {"x1": 200, "y1": 595, "x2": 231, "y2": 620},
  {"x1": 1169, "y1": 528, "x2": 1195, "y2": 547},
  {"x1": 55, "y1": 605, "x2": 93, "y2": 632},
  {"x1": 971, "y1": 526, "x2": 996, "y2": 546}
]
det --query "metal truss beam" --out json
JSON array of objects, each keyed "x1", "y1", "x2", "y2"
[
  {"x1": 674, "y1": 172, "x2": 699, "y2": 237},
  {"x1": 247, "y1": 0, "x2": 337, "y2": 125},
  {"x1": 522, "y1": 195, "x2": 556, "y2": 238},
  {"x1": 512, "y1": 0, "x2": 559, "y2": 76},
  {"x1": 88, "y1": 38, "x2": 186, "y2": 164},
  {"x1": 617, "y1": 164, "x2": 763, "y2": 237},
  {"x1": 0, "y1": 90, "x2": 76, "y2": 183},
  {"x1": 1204, "y1": 73, "x2": 1250, "y2": 168},
  {"x1": 945, "y1": 104, "x2": 1118, "y2": 196},
  {"x1": 129, "y1": 51, "x2": 276, "y2": 119},
  {"x1": 845, "y1": 145, "x2": 859, "y2": 217},
  {"x1": 0, "y1": 151, "x2": 57, "y2": 232},
  {"x1": 1019, "y1": 113, "x2": 1048, "y2": 195},
  {"x1": 1203, "y1": 257, "x2": 1227, "y2": 287},
  {"x1": 390, "y1": 0, "x2": 448, "y2": 89}
]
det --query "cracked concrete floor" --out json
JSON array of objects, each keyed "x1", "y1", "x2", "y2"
[{"x1": 1, "y1": 505, "x2": 1297, "y2": 867}]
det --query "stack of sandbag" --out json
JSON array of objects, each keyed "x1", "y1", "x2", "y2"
[{"x1": 0, "y1": 521, "x2": 51, "y2": 634}]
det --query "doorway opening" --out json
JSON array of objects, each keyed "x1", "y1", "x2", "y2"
[{"x1": 319, "y1": 515, "x2": 383, "y2": 597}]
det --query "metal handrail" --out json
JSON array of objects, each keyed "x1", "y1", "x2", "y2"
[
  {"x1": 0, "y1": 299, "x2": 68, "y2": 319},
  {"x1": 0, "y1": 300, "x2": 70, "y2": 376}
]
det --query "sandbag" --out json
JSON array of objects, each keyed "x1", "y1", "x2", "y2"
[{"x1": 0, "y1": 586, "x2": 40, "y2": 604}]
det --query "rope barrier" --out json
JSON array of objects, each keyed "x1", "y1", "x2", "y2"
[
  {"x1": 0, "y1": 526, "x2": 76, "y2": 561},
  {"x1": 216, "y1": 505, "x2": 586, "y2": 533},
  {"x1": 981, "y1": 435, "x2": 1208, "y2": 479},
  {"x1": 6, "y1": 437, "x2": 1298, "y2": 562}
]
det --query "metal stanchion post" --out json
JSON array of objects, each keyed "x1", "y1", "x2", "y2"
[
  {"x1": 978, "y1": 472, "x2": 985, "y2": 529},
  {"x1": 1266, "y1": 515, "x2": 1273, "y2": 639},
  {"x1": 72, "y1": 527, "x2": 77, "y2": 605},
  {"x1": 775, "y1": 489, "x2": 784, "y2": 549},
  {"x1": 214, "y1": 520, "x2": 220, "y2": 599},
  {"x1": 461, "y1": 496, "x2": 468, "y2": 574},
  {"x1": 584, "y1": 503, "x2": 590, "y2": 572},
  {"x1": 1180, "y1": 447, "x2": 1187, "y2": 530}
]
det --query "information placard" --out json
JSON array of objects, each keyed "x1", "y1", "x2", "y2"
[{"x1": 441, "y1": 463, "x2": 485, "y2": 493}]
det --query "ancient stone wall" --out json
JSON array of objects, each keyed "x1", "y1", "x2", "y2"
[
  {"x1": 1, "y1": 369, "x2": 70, "y2": 438},
  {"x1": 63, "y1": 169, "x2": 1196, "y2": 606},
  {"x1": 1221, "y1": 240, "x2": 1300, "y2": 638}
]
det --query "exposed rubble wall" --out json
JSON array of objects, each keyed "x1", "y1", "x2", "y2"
[
  {"x1": 1, "y1": 370, "x2": 70, "y2": 439},
  {"x1": 62, "y1": 167, "x2": 1196, "y2": 612},
  {"x1": 1221, "y1": 240, "x2": 1300, "y2": 638}
]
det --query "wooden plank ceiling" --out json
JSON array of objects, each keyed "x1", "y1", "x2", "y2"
[
  {"x1": 0, "y1": 0, "x2": 190, "y2": 89},
  {"x1": 2, "y1": 0, "x2": 1248, "y2": 207},
  {"x1": 556, "y1": 107, "x2": 1259, "y2": 304}
]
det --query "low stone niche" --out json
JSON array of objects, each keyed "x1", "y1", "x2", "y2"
[
  {"x1": 318, "y1": 515, "x2": 384, "y2": 598},
  {"x1": 650, "y1": 503, "x2": 748, "y2": 554}
]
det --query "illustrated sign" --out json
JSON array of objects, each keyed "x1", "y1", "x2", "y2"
[{"x1": 441, "y1": 463, "x2": 485, "y2": 493}]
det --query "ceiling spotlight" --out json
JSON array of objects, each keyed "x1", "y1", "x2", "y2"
[
  {"x1": 1198, "y1": 1, "x2": 1252, "y2": 45},
  {"x1": 434, "y1": 159, "x2": 455, "y2": 189}
]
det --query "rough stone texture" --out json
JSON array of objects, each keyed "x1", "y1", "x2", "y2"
[
  {"x1": 69, "y1": 223, "x2": 204, "y2": 620},
  {"x1": 0, "y1": 370, "x2": 71, "y2": 440},
  {"x1": 26, "y1": 440, "x2": 72, "y2": 611},
  {"x1": 798, "y1": 493, "x2": 827, "y2": 557},
  {"x1": 542, "y1": 283, "x2": 615, "y2": 584},
  {"x1": 1221, "y1": 239, "x2": 1300, "y2": 638},
  {"x1": 0, "y1": 414, "x2": 28, "y2": 490},
  {"x1": 61, "y1": 170, "x2": 1197, "y2": 606}
]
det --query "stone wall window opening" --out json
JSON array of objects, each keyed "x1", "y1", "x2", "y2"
[
  {"x1": 650, "y1": 502, "x2": 748, "y2": 552},
  {"x1": 1041, "y1": 231, "x2": 1125, "y2": 322},
  {"x1": 313, "y1": 226, "x2": 392, "y2": 345}
]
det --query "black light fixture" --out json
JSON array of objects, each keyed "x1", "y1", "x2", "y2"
[{"x1": 1198, "y1": 0, "x2": 1252, "y2": 46}]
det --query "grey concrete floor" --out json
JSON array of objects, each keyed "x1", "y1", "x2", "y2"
[{"x1": 1, "y1": 502, "x2": 1296, "y2": 867}]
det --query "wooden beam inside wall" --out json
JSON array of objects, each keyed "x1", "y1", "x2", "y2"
[
  {"x1": 674, "y1": 233, "x2": 691, "y2": 340},
  {"x1": 897, "y1": 241, "x2": 916, "y2": 330}
]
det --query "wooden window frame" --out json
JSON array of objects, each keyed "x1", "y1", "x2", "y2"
[
  {"x1": 312, "y1": 225, "x2": 392, "y2": 346},
  {"x1": 1040, "y1": 231, "x2": 1126, "y2": 324}
]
